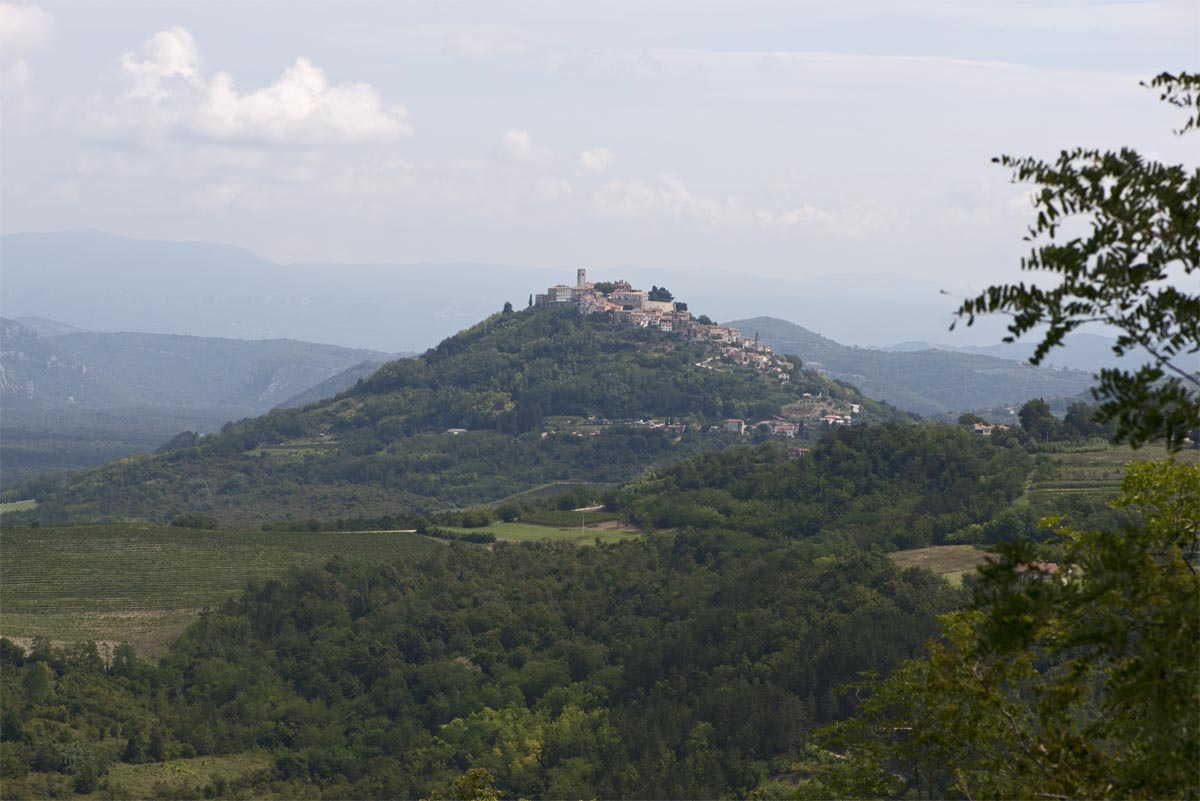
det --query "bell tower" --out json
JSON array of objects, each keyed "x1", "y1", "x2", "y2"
[{"x1": 577, "y1": 268, "x2": 587, "y2": 289}]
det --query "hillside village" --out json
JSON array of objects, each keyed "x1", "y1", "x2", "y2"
[{"x1": 534, "y1": 270, "x2": 860, "y2": 435}]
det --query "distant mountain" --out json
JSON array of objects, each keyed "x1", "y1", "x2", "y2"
[
  {"x1": 51, "y1": 331, "x2": 396, "y2": 414},
  {"x1": 728, "y1": 316, "x2": 1097, "y2": 415},
  {"x1": 0, "y1": 319, "x2": 399, "y2": 486},
  {"x1": 29, "y1": 305, "x2": 908, "y2": 526},
  {"x1": 2, "y1": 230, "x2": 1013, "y2": 352},
  {"x1": 277, "y1": 360, "x2": 393, "y2": 408},
  {"x1": 1, "y1": 319, "x2": 396, "y2": 414},
  {"x1": 0, "y1": 318, "x2": 125, "y2": 409},
  {"x1": 880, "y1": 332, "x2": 1131, "y2": 374},
  {"x1": 11, "y1": 316, "x2": 91, "y2": 338}
]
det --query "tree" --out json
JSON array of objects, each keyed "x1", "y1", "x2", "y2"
[
  {"x1": 815, "y1": 460, "x2": 1200, "y2": 800},
  {"x1": 22, "y1": 662, "x2": 53, "y2": 705},
  {"x1": 810, "y1": 74, "x2": 1200, "y2": 801},
  {"x1": 952, "y1": 72, "x2": 1199, "y2": 450},
  {"x1": 1017, "y1": 397, "x2": 1058, "y2": 441},
  {"x1": 957, "y1": 412, "x2": 986, "y2": 426},
  {"x1": 647, "y1": 285, "x2": 675, "y2": 302},
  {"x1": 503, "y1": 301, "x2": 514, "y2": 315}
]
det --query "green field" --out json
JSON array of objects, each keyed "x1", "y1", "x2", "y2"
[
  {"x1": 0, "y1": 499, "x2": 38, "y2": 514},
  {"x1": 0, "y1": 525, "x2": 440, "y2": 655},
  {"x1": 889, "y1": 544, "x2": 990, "y2": 587},
  {"x1": 449, "y1": 520, "x2": 641, "y2": 545},
  {"x1": 101, "y1": 753, "x2": 273, "y2": 800}
]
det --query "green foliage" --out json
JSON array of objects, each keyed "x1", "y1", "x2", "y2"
[
  {"x1": 170, "y1": 512, "x2": 219, "y2": 529},
  {"x1": 954, "y1": 73, "x2": 1199, "y2": 449},
  {"x1": 647, "y1": 285, "x2": 674, "y2": 302},
  {"x1": 1017, "y1": 397, "x2": 1059, "y2": 441},
  {"x1": 812, "y1": 460, "x2": 1200, "y2": 799},
  {"x1": 0, "y1": 535, "x2": 960, "y2": 799},
  {"x1": 611, "y1": 424, "x2": 1033, "y2": 550}
]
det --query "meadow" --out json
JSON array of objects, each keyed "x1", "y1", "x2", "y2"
[
  {"x1": 0, "y1": 525, "x2": 439, "y2": 655},
  {"x1": 888, "y1": 544, "x2": 988, "y2": 587}
]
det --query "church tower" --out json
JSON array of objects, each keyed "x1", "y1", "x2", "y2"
[{"x1": 577, "y1": 268, "x2": 587, "y2": 289}]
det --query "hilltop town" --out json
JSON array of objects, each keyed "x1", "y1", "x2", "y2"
[{"x1": 534, "y1": 270, "x2": 859, "y2": 434}]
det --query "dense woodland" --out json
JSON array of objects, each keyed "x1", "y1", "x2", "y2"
[
  {"x1": 0, "y1": 422, "x2": 1120, "y2": 799},
  {"x1": 0, "y1": 535, "x2": 959, "y2": 799}
]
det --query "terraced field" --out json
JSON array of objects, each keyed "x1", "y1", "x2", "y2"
[
  {"x1": 0, "y1": 525, "x2": 439, "y2": 655},
  {"x1": 1029, "y1": 446, "x2": 1200, "y2": 504}
]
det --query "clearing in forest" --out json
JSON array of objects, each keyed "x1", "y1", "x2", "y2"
[{"x1": 0, "y1": 525, "x2": 440, "y2": 656}]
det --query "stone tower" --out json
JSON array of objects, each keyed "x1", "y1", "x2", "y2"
[{"x1": 577, "y1": 268, "x2": 587, "y2": 289}]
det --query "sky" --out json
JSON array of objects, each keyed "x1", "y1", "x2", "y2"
[{"x1": 1, "y1": 0, "x2": 1197, "y2": 291}]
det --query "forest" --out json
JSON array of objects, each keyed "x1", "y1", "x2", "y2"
[{"x1": 0, "y1": 534, "x2": 960, "y2": 799}]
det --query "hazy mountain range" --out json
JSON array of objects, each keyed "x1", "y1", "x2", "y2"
[
  {"x1": 728, "y1": 317, "x2": 1098, "y2": 416},
  {"x1": 4, "y1": 230, "x2": 1038, "y2": 352},
  {"x1": 0, "y1": 317, "x2": 402, "y2": 486}
]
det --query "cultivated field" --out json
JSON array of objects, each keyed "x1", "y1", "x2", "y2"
[
  {"x1": 449, "y1": 520, "x2": 641, "y2": 545},
  {"x1": 888, "y1": 544, "x2": 989, "y2": 587},
  {"x1": 0, "y1": 525, "x2": 440, "y2": 655}
]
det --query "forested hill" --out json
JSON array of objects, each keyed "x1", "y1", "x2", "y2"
[
  {"x1": 24, "y1": 305, "x2": 907, "y2": 526},
  {"x1": 728, "y1": 316, "x2": 1096, "y2": 415}
]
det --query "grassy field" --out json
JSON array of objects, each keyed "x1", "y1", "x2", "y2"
[
  {"x1": 448, "y1": 520, "x2": 641, "y2": 545},
  {"x1": 0, "y1": 524, "x2": 440, "y2": 656},
  {"x1": 0, "y1": 498, "x2": 38, "y2": 514},
  {"x1": 99, "y1": 753, "x2": 274, "y2": 800},
  {"x1": 889, "y1": 544, "x2": 990, "y2": 587}
]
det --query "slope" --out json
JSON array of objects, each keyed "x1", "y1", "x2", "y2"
[
  {"x1": 26, "y1": 305, "x2": 906, "y2": 526},
  {"x1": 728, "y1": 316, "x2": 1096, "y2": 415}
]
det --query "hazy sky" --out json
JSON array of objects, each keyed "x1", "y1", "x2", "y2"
[{"x1": 2, "y1": 1, "x2": 1196, "y2": 289}]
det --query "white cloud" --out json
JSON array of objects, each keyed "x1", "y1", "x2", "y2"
[
  {"x1": 499, "y1": 128, "x2": 552, "y2": 163},
  {"x1": 577, "y1": 147, "x2": 615, "y2": 173},
  {"x1": 0, "y1": 2, "x2": 53, "y2": 92},
  {"x1": 756, "y1": 205, "x2": 837, "y2": 227},
  {"x1": 97, "y1": 27, "x2": 412, "y2": 145},
  {"x1": 593, "y1": 174, "x2": 740, "y2": 226}
]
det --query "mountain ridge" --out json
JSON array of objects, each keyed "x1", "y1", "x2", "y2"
[{"x1": 727, "y1": 316, "x2": 1097, "y2": 416}]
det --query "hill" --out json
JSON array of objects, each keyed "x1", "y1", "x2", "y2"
[
  {"x1": 881, "y1": 331, "x2": 1132, "y2": 373},
  {"x1": 23, "y1": 305, "x2": 907, "y2": 526},
  {"x1": 0, "y1": 318, "x2": 399, "y2": 486},
  {"x1": 728, "y1": 316, "x2": 1096, "y2": 415},
  {"x1": 277, "y1": 360, "x2": 391, "y2": 408}
]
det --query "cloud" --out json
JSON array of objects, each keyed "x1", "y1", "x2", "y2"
[
  {"x1": 97, "y1": 26, "x2": 412, "y2": 145},
  {"x1": 755, "y1": 205, "x2": 837, "y2": 227},
  {"x1": 0, "y1": 2, "x2": 54, "y2": 92},
  {"x1": 593, "y1": 174, "x2": 740, "y2": 226},
  {"x1": 577, "y1": 147, "x2": 615, "y2": 173},
  {"x1": 499, "y1": 128, "x2": 552, "y2": 163}
]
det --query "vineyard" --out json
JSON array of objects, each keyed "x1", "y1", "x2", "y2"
[{"x1": 0, "y1": 525, "x2": 439, "y2": 655}]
